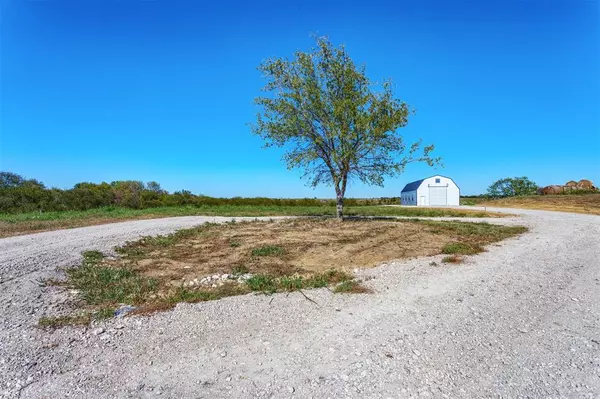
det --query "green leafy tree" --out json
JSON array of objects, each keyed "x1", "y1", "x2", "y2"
[
  {"x1": 0, "y1": 172, "x2": 26, "y2": 188},
  {"x1": 252, "y1": 36, "x2": 440, "y2": 219},
  {"x1": 487, "y1": 177, "x2": 539, "y2": 198}
]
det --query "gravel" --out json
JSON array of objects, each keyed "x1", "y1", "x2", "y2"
[{"x1": 1, "y1": 210, "x2": 599, "y2": 398}]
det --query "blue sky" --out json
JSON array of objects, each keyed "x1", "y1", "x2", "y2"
[{"x1": 1, "y1": 0, "x2": 598, "y2": 197}]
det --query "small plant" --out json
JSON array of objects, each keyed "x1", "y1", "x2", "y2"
[
  {"x1": 37, "y1": 277, "x2": 65, "y2": 287},
  {"x1": 82, "y1": 250, "x2": 104, "y2": 264},
  {"x1": 167, "y1": 287, "x2": 217, "y2": 304},
  {"x1": 231, "y1": 265, "x2": 249, "y2": 275},
  {"x1": 65, "y1": 263, "x2": 157, "y2": 305},
  {"x1": 310, "y1": 269, "x2": 352, "y2": 286},
  {"x1": 38, "y1": 314, "x2": 91, "y2": 328},
  {"x1": 245, "y1": 274, "x2": 277, "y2": 293},
  {"x1": 229, "y1": 240, "x2": 241, "y2": 248},
  {"x1": 441, "y1": 255, "x2": 463, "y2": 264},
  {"x1": 441, "y1": 242, "x2": 482, "y2": 255},
  {"x1": 251, "y1": 245, "x2": 285, "y2": 257},
  {"x1": 93, "y1": 307, "x2": 116, "y2": 320},
  {"x1": 279, "y1": 276, "x2": 305, "y2": 291},
  {"x1": 334, "y1": 280, "x2": 372, "y2": 294}
]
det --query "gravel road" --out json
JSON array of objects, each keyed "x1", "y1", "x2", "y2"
[{"x1": 1, "y1": 210, "x2": 599, "y2": 398}]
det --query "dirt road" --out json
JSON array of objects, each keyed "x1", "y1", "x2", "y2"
[{"x1": 0, "y1": 210, "x2": 598, "y2": 398}]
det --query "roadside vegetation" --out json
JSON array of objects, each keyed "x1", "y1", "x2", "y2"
[
  {"x1": 39, "y1": 219, "x2": 526, "y2": 327},
  {"x1": 0, "y1": 204, "x2": 504, "y2": 238}
]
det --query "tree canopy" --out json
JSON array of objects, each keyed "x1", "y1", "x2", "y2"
[
  {"x1": 487, "y1": 176, "x2": 539, "y2": 198},
  {"x1": 252, "y1": 36, "x2": 440, "y2": 218}
]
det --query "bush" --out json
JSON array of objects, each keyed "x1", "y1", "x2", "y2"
[
  {"x1": 487, "y1": 177, "x2": 538, "y2": 198},
  {"x1": 0, "y1": 171, "x2": 401, "y2": 214}
]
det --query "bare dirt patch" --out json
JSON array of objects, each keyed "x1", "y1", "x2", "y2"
[
  {"x1": 111, "y1": 218, "x2": 526, "y2": 288},
  {"x1": 116, "y1": 219, "x2": 463, "y2": 286},
  {"x1": 39, "y1": 218, "x2": 527, "y2": 325}
]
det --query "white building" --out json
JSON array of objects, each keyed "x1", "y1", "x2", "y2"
[{"x1": 401, "y1": 175, "x2": 460, "y2": 206}]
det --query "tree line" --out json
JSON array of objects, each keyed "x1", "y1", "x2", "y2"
[{"x1": 0, "y1": 172, "x2": 399, "y2": 214}]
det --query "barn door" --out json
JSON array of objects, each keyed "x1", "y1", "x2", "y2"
[{"x1": 429, "y1": 186, "x2": 447, "y2": 206}]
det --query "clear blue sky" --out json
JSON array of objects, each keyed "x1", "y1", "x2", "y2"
[{"x1": 1, "y1": 0, "x2": 598, "y2": 197}]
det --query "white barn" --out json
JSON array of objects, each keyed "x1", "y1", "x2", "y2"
[{"x1": 401, "y1": 175, "x2": 460, "y2": 206}]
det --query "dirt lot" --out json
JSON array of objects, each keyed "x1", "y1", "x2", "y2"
[
  {"x1": 116, "y1": 219, "x2": 523, "y2": 284},
  {"x1": 475, "y1": 193, "x2": 600, "y2": 215},
  {"x1": 123, "y1": 219, "x2": 453, "y2": 282},
  {"x1": 35, "y1": 218, "x2": 526, "y2": 323}
]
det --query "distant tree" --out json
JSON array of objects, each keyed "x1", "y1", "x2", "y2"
[
  {"x1": 111, "y1": 181, "x2": 145, "y2": 208},
  {"x1": 145, "y1": 181, "x2": 165, "y2": 194},
  {"x1": 0, "y1": 172, "x2": 26, "y2": 188},
  {"x1": 252, "y1": 36, "x2": 440, "y2": 219},
  {"x1": 487, "y1": 177, "x2": 539, "y2": 198}
]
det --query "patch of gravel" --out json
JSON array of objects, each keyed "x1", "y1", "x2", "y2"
[{"x1": 1, "y1": 210, "x2": 599, "y2": 398}]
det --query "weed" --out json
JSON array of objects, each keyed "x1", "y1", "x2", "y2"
[
  {"x1": 166, "y1": 284, "x2": 249, "y2": 305},
  {"x1": 304, "y1": 270, "x2": 351, "y2": 288},
  {"x1": 38, "y1": 314, "x2": 91, "y2": 328},
  {"x1": 65, "y1": 263, "x2": 157, "y2": 305},
  {"x1": 231, "y1": 265, "x2": 249, "y2": 275},
  {"x1": 441, "y1": 255, "x2": 463, "y2": 264},
  {"x1": 245, "y1": 274, "x2": 278, "y2": 293},
  {"x1": 441, "y1": 242, "x2": 482, "y2": 255},
  {"x1": 334, "y1": 280, "x2": 372, "y2": 294},
  {"x1": 251, "y1": 245, "x2": 285, "y2": 257},
  {"x1": 230, "y1": 240, "x2": 241, "y2": 248},
  {"x1": 82, "y1": 250, "x2": 104, "y2": 264},
  {"x1": 37, "y1": 277, "x2": 65, "y2": 287},
  {"x1": 167, "y1": 287, "x2": 217, "y2": 303},
  {"x1": 93, "y1": 307, "x2": 115, "y2": 320},
  {"x1": 279, "y1": 276, "x2": 305, "y2": 291}
]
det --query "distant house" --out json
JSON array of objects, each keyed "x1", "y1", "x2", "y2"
[{"x1": 401, "y1": 175, "x2": 460, "y2": 206}]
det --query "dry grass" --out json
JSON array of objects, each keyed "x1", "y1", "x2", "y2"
[
  {"x1": 476, "y1": 194, "x2": 600, "y2": 215},
  {"x1": 113, "y1": 218, "x2": 506, "y2": 286},
  {"x1": 41, "y1": 219, "x2": 527, "y2": 325},
  {"x1": 441, "y1": 255, "x2": 464, "y2": 264}
]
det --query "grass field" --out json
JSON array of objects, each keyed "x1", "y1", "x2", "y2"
[
  {"x1": 471, "y1": 193, "x2": 600, "y2": 215},
  {"x1": 0, "y1": 205, "x2": 504, "y2": 238},
  {"x1": 39, "y1": 218, "x2": 527, "y2": 326}
]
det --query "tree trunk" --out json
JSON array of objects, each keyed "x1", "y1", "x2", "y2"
[{"x1": 336, "y1": 195, "x2": 344, "y2": 220}]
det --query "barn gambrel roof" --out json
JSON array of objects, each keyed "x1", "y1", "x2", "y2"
[
  {"x1": 401, "y1": 179, "x2": 424, "y2": 193},
  {"x1": 401, "y1": 175, "x2": 460, "y2": 193}
]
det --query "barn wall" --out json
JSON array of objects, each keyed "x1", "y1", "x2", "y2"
[
  {"x1": 401, "y1": 190, "x2": 418, "y2": 205},
  {"x1": 416, "y1": 176, "x2": 460, "y2": 206}
]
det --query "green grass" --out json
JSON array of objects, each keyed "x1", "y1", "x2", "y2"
[
  {"x1": 0, "y1": 204, "x2": 505, "y2": 238},
  {"x1": 38, "y1": 314, "x2": 91, "y2": 328},
  {"x1": 333, "y1": 280, "x2": 372, "y2": 293},
  {"x1": 245, "y1": 270, "x2": 355, "y2": 294},
  {"x1": 251, "y1": 245, "x2": 285, "y2": 257},
  {"x1": 65, "y1": 251, "x2": 157, "y2": 305},
  {"x1": 0, "y1": 204, "x2": 498, "y2": 223},
  {"x1": 245, "y1": 274, "x2": 278, "y2": 293},
  {"x1": 441, "y1": 242, "x2": 483, "y2": 255},
  {"x1": 421, "y1": 220, "x2": 527, "y2": 239},
  {"x1": 231, "y1": 265, "x2": 249, "y2": 275}
]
